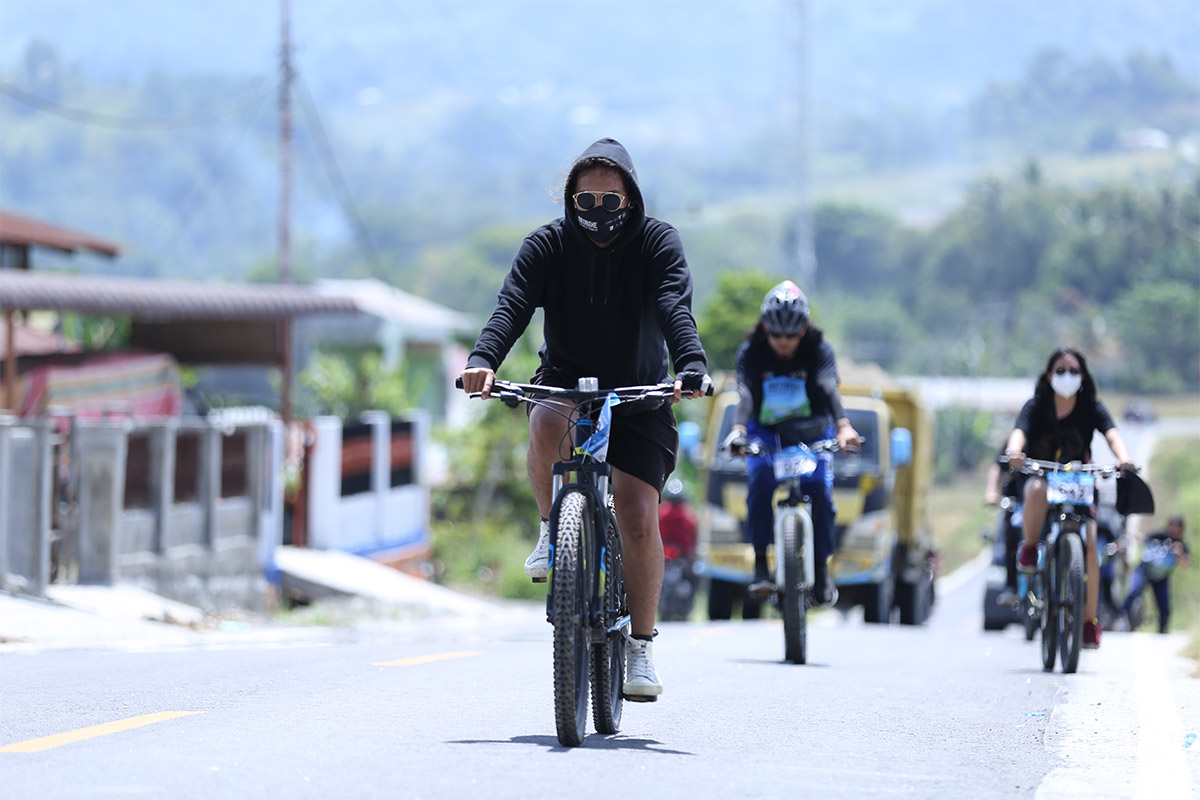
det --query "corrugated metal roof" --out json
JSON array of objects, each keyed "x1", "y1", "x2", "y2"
[
  {"x1": 0, "y1": 210, "x2": 121, "y2": 256},
  {"x1": 0, "y1": 268, "x2": 358, "y2": 320}
]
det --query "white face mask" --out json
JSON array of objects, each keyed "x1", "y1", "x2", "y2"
[{"x1": 1050, "y1": 372, "x2": 1082, "y2": 398}]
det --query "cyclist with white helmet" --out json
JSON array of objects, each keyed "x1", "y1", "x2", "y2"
[{"x1": 722, "y1": 280, "x2": 862, "y2": 604}]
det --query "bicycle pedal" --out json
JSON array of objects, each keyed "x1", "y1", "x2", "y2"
[
  {"x1": 531, "y1": 577, "x2": 547, "y2": 584},
  {"x1": 623, "y1": 694, "x2": 658, "y2": 703}
]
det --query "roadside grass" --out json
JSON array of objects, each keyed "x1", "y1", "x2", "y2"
[
  {"x1": 930, "y1": 466, "x2": 993, "y2": 578},
  {"x1": 430, "y1": 518, "x2": 545, "y2": 602}
]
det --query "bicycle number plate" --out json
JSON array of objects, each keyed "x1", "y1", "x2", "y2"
[
  {"x1": 774, "y1": 446, "x2": 818, "y2": 481},
  {"x1": 1046, "y1": 470, "x2": 1094, "y2": 505}
]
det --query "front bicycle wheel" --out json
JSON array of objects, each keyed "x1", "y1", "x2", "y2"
[
  {"x1": 1040, "y1": 546, "x2": 1057, "y2": 672},
  {"x1": 552, "y1": 491, "x2": 591, "y2": 747},
  {"x1": 591, "y1": 495, "x2": 626, "y2": 734},
  {"x1": 1059, "y1": 531, "x2": 1085, "y2": 674},
  {"x1": 779, "y1": 512, "x2": 807, "y2": 664}
]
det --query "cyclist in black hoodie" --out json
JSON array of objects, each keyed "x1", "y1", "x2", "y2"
[{"x1": 460, "y1": 138, "x2": 711, "y2": 699}]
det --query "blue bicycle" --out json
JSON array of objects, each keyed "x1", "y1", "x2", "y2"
[{"x1": 458, "y1": 375, "x2": 705, "y2": 746}]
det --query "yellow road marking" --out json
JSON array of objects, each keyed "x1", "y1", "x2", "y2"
[
  {"x1": 373, "y1": 650, "x2": 482, "y2": 667},
  {"x1": 0, "y1": 711, "x2": 204, "y2": 754}
]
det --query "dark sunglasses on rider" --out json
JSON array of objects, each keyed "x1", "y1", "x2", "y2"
[
  {"x1": 572, "y1": 191, "x2": 625, "y2": 212},
  {"x1": 1054, "y1": 366, "x2": 1080, "y2": 376},
  {"x1": 766, "y1": 329, "x2": 801, "y2": 340}
]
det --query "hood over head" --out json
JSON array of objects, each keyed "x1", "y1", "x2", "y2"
[{"x1": 564, "y1": 138, "x2": 646, "y2": 249}]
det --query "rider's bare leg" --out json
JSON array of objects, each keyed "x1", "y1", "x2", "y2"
[
  {"x1": 528, "y1": 402, "x2": 572, "y2": 518},
  {"x1": 611, "y1": 467, "x2": 664, "y2": 638},
  {"x1": 1085, "y1": 518, "x2": 1100, "y2": 621},
  {"x1": 1021, "y1": 478, "x2": 1048, "y2": 549}
]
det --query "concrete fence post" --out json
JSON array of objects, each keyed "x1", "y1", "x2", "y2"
[
  {"x1": 77, "y1": 423, "x2": 129, "y2": 585},
  {"x1": 150, "y1": 421, "x2": 178, "y2": 555},
  {"x1": 0, "y1": 418, "x2": 12, "y2": 590},
  {"x1": 31, "y1": 419, "x2": 52, "y2": 596},
  {"x1": 200, "y1": 423, "x2": 221, "y2": 550}
]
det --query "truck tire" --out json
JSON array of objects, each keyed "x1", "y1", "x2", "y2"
[
  {"x1": 707, "y1": 578, "x2": 736, "y2": 620},
  {"x1": 899, "y1": 576, "x2": 932, "y2": 625},
  {"x1": 863, "y1": 573, "x2": 894, "y2": 624}
]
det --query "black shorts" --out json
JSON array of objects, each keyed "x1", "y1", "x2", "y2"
[{"x1": 530, "y1": 367, "x2": 679, "y2": 493}]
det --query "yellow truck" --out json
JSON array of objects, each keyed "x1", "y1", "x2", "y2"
[{"x1": 696, "y1": 363, "x2": 937, "y2": 625}]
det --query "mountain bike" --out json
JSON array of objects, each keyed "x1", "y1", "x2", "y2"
[
  {"x1": 730, "y1": 437, "x2": 841, "y2": 665},
  {"x1": 457, "y1": 375, "x2": 704, "y2": 747},
  {"x1": 1003, "y1": 457, "x2": 1126, "y2": 674}
]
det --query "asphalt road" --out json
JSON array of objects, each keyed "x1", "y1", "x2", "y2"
[{"x1": 2, "y1": 559, "x2": 1197, "y2": 800}]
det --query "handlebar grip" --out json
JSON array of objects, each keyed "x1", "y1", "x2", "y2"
[{"x1": 455, "y1": 377, "x2": 464, "y2": 389}]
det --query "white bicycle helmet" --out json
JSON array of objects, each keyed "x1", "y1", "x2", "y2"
[{"x1": 760, "y1": 280, "x2": 810, "y2": 336}]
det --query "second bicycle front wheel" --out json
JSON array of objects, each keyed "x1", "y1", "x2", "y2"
[
  {"x1": 780, "y1": 512, "x2": 807, "y2": 664},
  {"x1": 552, "y1": 491, "x2": 591, "y2": 747},
  {"x1": 1040, "y1": 545, "x2": 1057, "y2": 672},
  {"x1": 591, "y1": 495, "x2": 626, "y2": 734},
  {"x1": 1059, "y1": 531, "x2": 1085, "y2": 674}
]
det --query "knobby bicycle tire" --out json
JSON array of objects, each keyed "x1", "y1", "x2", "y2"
[
  {"x1": 552, "y1": 491, "x2": 591, "y2": 747},
  {"x1": 1059, "y1": 531, "x2": 1085, "y2": 674},
  {"x1": 780, "y1": 512, "x2": 807, "y2": 664},
  {"x1": 591, "y1": 495, "x2": 625, "y2": 734},
  {"x1": 1040, "y1": 542, "x2": 1058, "y2": 672}
]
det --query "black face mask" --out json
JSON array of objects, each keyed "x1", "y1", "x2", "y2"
[{"x1": 576, "y1": 206, "x2": 628, "y2": 245}]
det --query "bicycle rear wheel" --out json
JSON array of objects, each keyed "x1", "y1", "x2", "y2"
[
  {"x1": 1059, "y1": 531, "x2": 1085, "y2": 674},
  {"x1": 1040, "y1": 546, "x2": 1057, "y2": 672},
  {"x1": 780, "y1": 513, "x2": 807, "y2": 664},
  {"x1": 591, "y1": 495, "x2": 626, "y2": 734},
  {"x1": 552, "y1": 491, "x2": 591, "y2": 747}
]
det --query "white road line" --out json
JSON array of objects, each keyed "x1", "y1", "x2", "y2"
[{"x1": 1133, "y1": 636, "x2": 1193, "y2": 799}]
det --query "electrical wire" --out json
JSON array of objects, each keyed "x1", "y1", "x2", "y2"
[
  {"x1": 293, "y1": 72, "x2": 384, "y2": 278},
  {"x1": 0, "y1": 78, "x2": 277, "y2": 129}
]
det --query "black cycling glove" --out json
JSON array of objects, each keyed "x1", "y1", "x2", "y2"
[{"x1": 677, "y1": 370, "x2": 714, "y2": 396}]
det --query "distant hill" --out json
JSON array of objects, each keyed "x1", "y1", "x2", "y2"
[{"x1": 0, "y1": 0, "x2": 1196, "y2": 290}]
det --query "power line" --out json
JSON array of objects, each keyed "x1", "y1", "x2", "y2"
[
  {"x1": 293, "y1": 73, "x2": 384, "y2": 278},
  {"x1": 0, "y1": 78, "x2": 277, "y2": 129}
]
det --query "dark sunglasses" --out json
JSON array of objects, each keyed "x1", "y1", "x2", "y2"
[
  {"x1": 573, "y1": 191, "x2": 625, "y2": 212},
  {"x1": 766, "y1": 330, "x2": 801, "y2": 340},
  {"x1": 1054, "y1": 366, "x2": 1080, "y2": 376}
]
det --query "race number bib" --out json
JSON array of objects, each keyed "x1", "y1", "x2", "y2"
[
  {"x1": 1046, "y1": 470, "x2": 1094, "y2": 505},
  {"x1": 760, "y1": 375, "x2": 811, "y2": 425}
]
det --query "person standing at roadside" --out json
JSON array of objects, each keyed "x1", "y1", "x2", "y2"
[{"x1": 1122, "y1": 516, "x2": 1190, "y2": 633}]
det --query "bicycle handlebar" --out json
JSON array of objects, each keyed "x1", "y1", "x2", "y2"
[
  {"x1": 731, "y1": 439, "x2": 845, "y2": 457},
  {"x1": 454, "y1": 376, "x2": 713, "y2": 407},
  {"x1": 999, "y1": 455, "x2": 1133, "y2": 478}
]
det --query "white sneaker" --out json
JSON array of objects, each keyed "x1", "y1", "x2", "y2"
[
  {"x1": 622, "y1": 633, "x2": 663, "y2": 698},
  {"x1": 523, "y1": 520, "x2": 551, "y2": 580}
]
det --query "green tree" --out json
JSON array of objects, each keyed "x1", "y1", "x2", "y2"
[{"x1": 695, "y1": 270, "x2": 781, "y2": 372}]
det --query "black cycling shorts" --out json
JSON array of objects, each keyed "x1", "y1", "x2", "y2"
[{"x1": 530, "y1": 366, "x2": 678, "y2": 494}]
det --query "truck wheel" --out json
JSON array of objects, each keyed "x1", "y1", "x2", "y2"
[
  {"x1": 863, "y1": 574, "x2": 894, "y2": 624},
  {"x1": 707, "y1": 578, "x2": 735, "y2": 620},
  {"x1": 899, "y1": 577, "x2": 931, "y2": 625}
]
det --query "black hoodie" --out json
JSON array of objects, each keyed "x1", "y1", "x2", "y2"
[{"x1": 466, "y1": 138, "x2": 707, "y2": 388}]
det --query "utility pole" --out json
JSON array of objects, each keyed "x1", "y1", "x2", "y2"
[
  {"x1": 792, "y1": 0, "x2": 817, "y2": 290},
  {"x1": 279, "y1": 0, "x2": 293, "y2": 285},
  {"x1": 279, "y1": 0, "x2": 294, "y2": 423}
]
